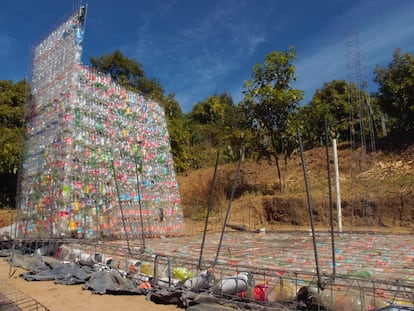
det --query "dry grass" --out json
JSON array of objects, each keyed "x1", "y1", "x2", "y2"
[
  {"x1": 0, "y1": 209, "x2": 15, "y2": 228},
  {"x1": 178, "y1": 143, "x2": 414, "y2": 233}
]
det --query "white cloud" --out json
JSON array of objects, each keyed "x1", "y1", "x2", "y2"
[
  {"x1": 295, "y1": 39, "x2": 347, "y2": 103},
  {"x1": 360, "y1": 11, "x2": 414, "y2": 64},
  {"x1": 127, "y1": 1, "x2": 287, "y2": 111}
]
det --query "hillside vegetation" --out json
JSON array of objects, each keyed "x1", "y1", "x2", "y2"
[{"x1": 178, "y1": 139, "x2": 414, "y2": 234}]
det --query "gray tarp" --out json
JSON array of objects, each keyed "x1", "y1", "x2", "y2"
[
  {"x1": 8, "y1": 253, "x2": 54, "y2": 272},
  {"x1": 20, "y1": 261, "x2": 92, "y2": 285},
  {"x1": 0, "y1": 249, "x2": 22, "y2": 257},
  {"x1": 83, "y1": 271, "x2": 144, "y2": 295},
  {"x1": 146, "y1": 286, "x2": 186, "y2": 306},
  {"x1": 3, "y1": 252, "x2": 300, "y2": 310},
  {"x1": 7, "y1": 253, "x2": 145, "y2": 294}
]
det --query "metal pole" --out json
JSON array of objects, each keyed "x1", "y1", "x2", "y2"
[
  {"x1": 198, "y1": 150, "x2": 220, "y2": 269},
  {"x1": 95, "y1": 196, "x2": 100, "y2": 239},
  {"x1": 213, "y1": 156, "x2": 242, "y2": 267},
  {"x1": 332, "y1": 139, "x2": 342, "y2": 233},
  {"x1": 297, "y1": 128, "x2": 322, "y2": 289},
  {"x1": 324, "y1": 120, "x2": 336, "y2": 279},
  {"x1": 133, "y1": 153, "x2": 146, "y2": 251},
  {"x1": 111, "y1": 158, "x2": 131, "y2": 254}
]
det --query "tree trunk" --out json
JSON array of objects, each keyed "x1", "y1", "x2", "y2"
[{"x1": 274, "y1": 154, "x2": 284, "y2": 193}]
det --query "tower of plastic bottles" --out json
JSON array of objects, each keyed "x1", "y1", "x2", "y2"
[{"x1": 17, "y1": 6, "x2": 184, "y2": 239}]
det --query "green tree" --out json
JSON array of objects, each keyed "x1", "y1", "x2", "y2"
[
  {"x1": 299, "y1": 80, "x2": 354, "y2": 148},
  {"x1": 299, "y1": 80, "x2": 383, "y2": 151},
  {"x1": 162, "y1": 94, "x2": 190, "y2": 172},
  {"x1": 0, "y1": 79, "x2": 28, "y2": 208},
  {"x1": 90, "y1": 49, "x2": 164, "y2": 101},
  {"x1": 374, "y1": 48, "x2": 414, "y2": 133},
  {"x1": 187, "y1": 93, "x2": 242, "y2": 168},
  {"x1": 241, "y1": 47, "x2": 304, "y2": 192}
]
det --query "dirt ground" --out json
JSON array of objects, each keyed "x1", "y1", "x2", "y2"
[{"x1": 0, "y1": 259, "x2": 179, "y2": 311}]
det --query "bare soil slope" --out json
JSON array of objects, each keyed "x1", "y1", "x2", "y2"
[{"x1": 178, "y1": 140, "x2": 414, "y2": 234}]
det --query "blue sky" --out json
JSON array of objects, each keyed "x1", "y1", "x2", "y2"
[{"x1": 1, "y1": 1, "x2": 414, "y2": 112}]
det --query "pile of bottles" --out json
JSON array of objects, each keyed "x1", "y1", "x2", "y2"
[{"x1": 17, "y1": 6, "x2": 184, "y2": 239}]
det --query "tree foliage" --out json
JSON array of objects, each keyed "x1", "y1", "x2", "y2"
[
  {"x1": 241, "y1": 47, "x2": 304, "y2": 192},
  {"x1": 374, "y1": 48, "x2": 414, "y2": 133},
  {"x1": 298, "y1": 80, "x2": 358, "y2": 148},
  {"x1": 162, "y1": 94, "x2": 190, "y2": 172},
  {"x1": 0, "y1": 79, "x2": 28, "y2": 208},
  {"x1": 298, "y1": 78, "x2": 388, "y2": 152},
  {"x1": 186, "y1": 93, "x2": 244, "y2": 168},
  {"x1": 90, "y1": 49, "x2": 164, "y2": 101},
  {"x1": 0, "y1": 80, "x2": 27, "y2": 173}
]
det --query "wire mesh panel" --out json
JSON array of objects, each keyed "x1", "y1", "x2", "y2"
[
  {"x1": 0, "y1": 278, "x2": 48, "y2": 311},
  {"x1": 4, "y1": 235, "x2": 414, "y2": 310}
]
